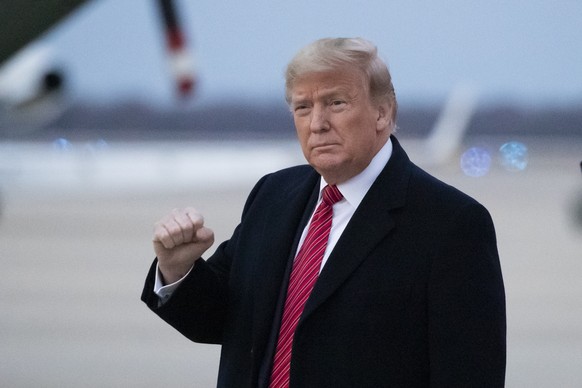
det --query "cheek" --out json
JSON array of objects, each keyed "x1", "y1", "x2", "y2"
[
  {"x1": 294, "y1": 119, "x2": 311, "y2": 152},
  {"x1": 343, "y1": 127, "x2": 376, "y2": 157}
]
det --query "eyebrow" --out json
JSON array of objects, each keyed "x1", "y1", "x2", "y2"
[{"x1": 291, "y1": 86, "x2": 352, "y2": 105}]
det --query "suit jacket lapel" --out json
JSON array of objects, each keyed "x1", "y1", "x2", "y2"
[{"x1": 301, "y1": 136, "x2": 412, "y2": 321}]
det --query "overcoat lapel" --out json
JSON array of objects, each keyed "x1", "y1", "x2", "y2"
[
  {"x1": 301, "y1": 136, "x2": 412, "y2": 322},
  {"x1": 251, "y1": 169, "x2": 320, "y2": 355}
]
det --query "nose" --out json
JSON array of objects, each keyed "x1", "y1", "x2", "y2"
[{"x1": 309, "y1": 105, "x2": 330, "y2": 132}]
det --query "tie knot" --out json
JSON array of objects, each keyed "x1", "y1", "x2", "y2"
[{"x1": 322, "y1": 184, "x2": 343, "y2": 206}]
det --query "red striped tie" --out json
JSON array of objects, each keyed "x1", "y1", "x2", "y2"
[{"x1": 269, "y1": 184, "x2": 343, "y2": 388}]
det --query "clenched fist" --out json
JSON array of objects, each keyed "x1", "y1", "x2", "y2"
[{"x1": 153, "y1": 207, "x2": 215, "y2": 284}]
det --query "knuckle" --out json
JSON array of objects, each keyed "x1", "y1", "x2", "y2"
[
  {"x1": 165, "y1": 223, "x2": 180, "y2": 235},
  {"x1": 160, "y1": 235, "x2": 174, "y2": 249}
]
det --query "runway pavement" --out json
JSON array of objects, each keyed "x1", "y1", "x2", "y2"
[{"x1": 1, "y1": 136, "x2": 581, "y2": 387}]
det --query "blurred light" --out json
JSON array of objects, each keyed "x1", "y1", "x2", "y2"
[
  {"x1": 84, "y1": 139, "x2": 109, "y2": 154},
  {"x1": 460, "y1": 147, "x2": 491, "y2": 177},
  {"x1": 52, "y1": 137, "x2": 72, "y2": 152},
  {"x1": 499, "y1": 141, "x2": 528, "y2": 172}
]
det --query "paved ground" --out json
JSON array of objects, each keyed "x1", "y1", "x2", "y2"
[{"x1": 1, "y1": 137, "x2": 581, "y2": 387}]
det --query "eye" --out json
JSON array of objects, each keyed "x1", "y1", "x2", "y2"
[
  {"x1": 293, "y1": 104, "x2": 311, "y2": 116},
  {"x1": 330, "y1": 100, "x2": 347, "y2": 110}
]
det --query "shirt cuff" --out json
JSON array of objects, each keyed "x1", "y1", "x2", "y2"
[{"x1": 154, "y1": 263, "x2": 194, "y2": 305}]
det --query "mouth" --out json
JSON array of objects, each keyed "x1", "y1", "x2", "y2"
[{"x1": 311, "y1": 143, "x2": 338, "y2": 151}]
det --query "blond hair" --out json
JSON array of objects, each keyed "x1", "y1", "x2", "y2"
[{"x1": 285, "y1": 37, "x2": 397, "y2": 122}]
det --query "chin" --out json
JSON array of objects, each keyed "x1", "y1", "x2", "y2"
[
  {"x1": 310, "y1": 156, "x2": 340, "y2": 171},
  {"x1": 312, "y1": 162, "x2": 348, "y2": 183}
]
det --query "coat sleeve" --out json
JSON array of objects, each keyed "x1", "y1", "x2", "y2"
[
  {"x1": 428, "y1": 202, "x2": 506, "y2": 387},
  {"x1": 141, "y1": 252, "x2": 230, "y2": 343},
  {"x1": 140, "y1": 174, "x2": 271, "y2": 344}
]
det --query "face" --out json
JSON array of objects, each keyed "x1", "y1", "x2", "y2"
[{"x1": 290, "y1": 68, "x2": 392, "y2": 184}]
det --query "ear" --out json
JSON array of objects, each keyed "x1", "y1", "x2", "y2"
[{"x1": 375, "y1": 101, "x2": 392, "y2": 132}]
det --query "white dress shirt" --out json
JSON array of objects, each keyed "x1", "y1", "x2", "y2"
[{"x1": 155, "y1": 138, "x2": 393, "y2": 301}]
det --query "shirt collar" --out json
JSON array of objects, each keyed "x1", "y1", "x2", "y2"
[{"x1": 320, "y1": 137, "x2": 393, "y2": 209}]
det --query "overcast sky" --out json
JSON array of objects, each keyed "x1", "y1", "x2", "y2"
[{"x1": 41, "y1": 0, "x2": 582, "y2": 108}]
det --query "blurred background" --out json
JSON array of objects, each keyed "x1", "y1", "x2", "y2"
[{"x1": 1, "y1": 0, "x2": 581, "y2": 386}]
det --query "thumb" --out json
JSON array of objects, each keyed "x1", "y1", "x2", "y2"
[{"x1": 193, "y1": 226, "x2": 215, "y2": 249}]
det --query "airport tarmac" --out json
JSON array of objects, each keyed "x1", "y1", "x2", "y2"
[{"x1": 1, "y1": 136, "x2": 581, "y2": 387}]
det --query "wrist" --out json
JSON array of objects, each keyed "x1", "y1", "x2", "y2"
[{"x1": 158, "y1": 260, "x2": 197, "y2": 285}]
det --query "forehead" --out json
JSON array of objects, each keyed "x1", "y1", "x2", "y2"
[{"x1": 290, "y1": 68, "x2": 368, "y2": 100}]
